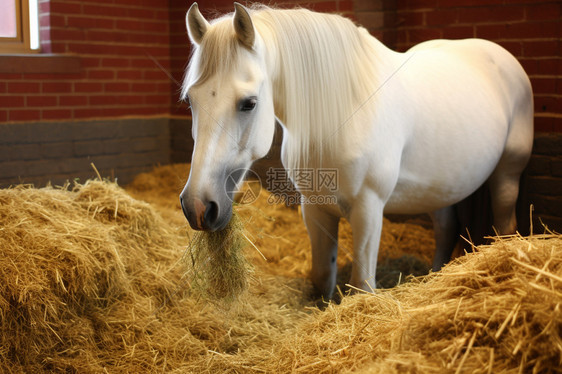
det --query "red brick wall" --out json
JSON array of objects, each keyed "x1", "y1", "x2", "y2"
[
  {"x1": 1, "y1": 0, "x2": 173, "y2": 122},
  {"x1": 1, "y1": 1, "x2": 559, "y2": 127},
  {"x1": 383, "y1": 0, "x2": 562, "y2": 230},
  {"x1": 393, "y1": 0, "x2": 561, "y2": 133}
]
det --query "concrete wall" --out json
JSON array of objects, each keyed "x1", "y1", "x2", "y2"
[{"x1": 0, "y1": 118, "x2": 171, "y2": 187}]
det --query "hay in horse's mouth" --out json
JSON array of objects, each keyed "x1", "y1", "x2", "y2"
[{"x1": 186, "y1": 210, "x2": 253, "y2": 302}]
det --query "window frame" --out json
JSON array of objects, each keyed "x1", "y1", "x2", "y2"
[{"x1": 0, "y1": 0, "x2": 38, "y2": 54}]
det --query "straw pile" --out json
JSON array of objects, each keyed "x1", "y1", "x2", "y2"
[{"x1": 0, "y1": 164, "x2": 560, "y2": 373}]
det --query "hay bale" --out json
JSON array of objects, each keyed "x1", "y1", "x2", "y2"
[
  {"x1": 207, "y1": 234, "x2": 561, "y2": 373},
  {"x1": 0, "y1": 180, "x2": 209, "y2": 372},
  {"x1": 2, "y1": 164, "x2": 560, "y2": 373},
  {"x1": 0, "y1": 177, "x2": 312, "y2": 373}
]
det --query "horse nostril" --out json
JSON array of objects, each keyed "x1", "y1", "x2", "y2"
[{"x1": 204, "y1": 201, "x2": 219, "y2": 226}]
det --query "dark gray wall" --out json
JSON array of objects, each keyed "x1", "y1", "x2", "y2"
[{"x1": 0, "y1": 118, "x2": 172, "y2": 187}]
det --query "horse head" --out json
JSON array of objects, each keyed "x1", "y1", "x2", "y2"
[{"x1": 180, "y1": 3, "x2": 275, "y2": 231}]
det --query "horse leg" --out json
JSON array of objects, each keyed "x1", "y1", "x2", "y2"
[
  {"x1": 348, "y1": 194, "x2": 384, "y2": 291},
  {"x1": 488, "y1": 126, "x2": 533, "y2": 235},
  {"x1": 488, "y1": 168, "x2": 523, "y2": 235},
  {"x1": 430, "y1": 206, "x2": 460, "y2": 272},
  {"x1": 302, "y1": 203, "x2": 339, "y2": 299}
]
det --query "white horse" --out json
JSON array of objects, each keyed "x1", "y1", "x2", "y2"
[{"x1": 179, "y1": 3, "x2": 533, "y2": 299}]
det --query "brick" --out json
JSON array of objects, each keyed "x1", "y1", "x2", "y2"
[
  {"x1": 82, "y1": 4, "x2": 128, "y2": 18},
  {"x1": 9, "y1": 110, "x2": 41, "y2": 122},
  {"x1": 8, "y1": 82, "x2": 40, "y2": 94},
  {"x1": 27, "y1": 96, "x2": 58, "y2": 107},
  {"x1": 458, "y1": 6, "x2": 525, "y2": 24},
  {"x1": 131, "y1": 82, "x2": 157, "y2": 92},
  {"x1": 38, "y1": 0, "x2": 49, "y2": 13},
  {"x1": 126, "y1": 7, "x2": 157, "y2": 19},
  {"x1": 74, "y1": 82, "x2": 104, "y2": 93},
  {"x1": 42, "y1": 82, "x2": 73, "y2": 93},
  {"x1": 307, "y1": 2, "x2": 339, "y2": 13},
  {"x1": 115, "y1": 19, "x2": 168, "y2": 34},
  {"x1": 101, "y1": 58, "x2": 131, "y2": 68},
  {"x1": 537, "y1": 59, "x2": 561, "y2": 76},
  {"x1": 530, "y1": 77, "x2": 556, "y2": 95},
  {"x1": 338, "y1": 0, "x2": 355, "y2": 13},
  {"x1": 518, "y1": 58, "x2": 537, "y2": 76},
  {"x1": 498, "y1": 41, "x2": 522, "y2": 57},
  {"x1": 534, "y1": 115, "x2": 554, "y2": 132},
  {"x1": 508, "y1": 21, "x2": 558, "y2": 40},
  {"x1": 407, "y1": 27, "x2": 442, "y2": 43},
  {"x1": 527, "y1": 154, "x2": 552, "y2": 176},
  {"x1": 355, "y1": 11, "x2": 385, "y2": 29},
  {"x1": 104, "y1": 82, "x2": 130, "y2": 92},
  {"x1": 116, "y1": 95, "x2": 143, "y2": 105},
  {"x1": 117, "y1": 70, "x2": 143, "y2": 80},
  {"x1": 130, "y1": 59, "x2": 156, "y2": 69},
  {"x1": 73, "y1": 108, "x2": 103, "y2": 119},
  {"x1": 527, "y1": 176, "x2": 562, "y2": 196},
  {"x1": 59, "y1": 95, "x2": 89, "y2": 106},
  {"x1": 87, "y1": 30, "x2": 126, "y2": 43},
  {"x1": 50, "y1": 28, "x2": 86, "y2": 41},
  {"x1": 89, "y1": 95, "x2": 120, "y2": 106},
  {"x1": 442, "y1": 26, "x2": 474, "y2": 39},
  {"x1": 552, "y1": 157, "x2": 562, "y2": 178},
  {"x1": 533, "y1": 133, "x2": 562, "y2": 155},
  {"x1": 0, "y1": 96, "x2": 25, "y2": 108},
  {"x1": 534, "y1": 96, "x2": 557, "y2": 114},
  {"x1": 87, "y1": 70, "x2": 115, "y2": 80},
  {"x1": 523, "y1": 40, "x2": 559, "y2": 58},
  {"x1": 398, "y1": 0, "x2": 438, "y2": 9},
  {"x1": 526, "y1": 3, "x2": 561, "y2": 21},
  {"x1": 80, "y1": 57, "x2": 101, "y2": 69},
  {"x1": 143, "y1": 70, "x2": 170, "y2": 80},
  {"x1": 425, "y1": 9, "x2": 458, "y2": 26},
  {"x1": 354, "y1": 0, "x2": 383, "y2": 12},
  {"x1": 157, "y1": 82, "x2": 173, "y2": 92},
  {"x1": 144, "y1": 94, "x2": 169, "y2": 105},
  {"x1": 45, "y1": 13, "x2": 64, "y2": 28},
  {"x1": 42, "y1": 109, "x2": 73, "y2": 121},
  {"x1": 438, "y1": 0, "x2": 502, "y2": 7}
]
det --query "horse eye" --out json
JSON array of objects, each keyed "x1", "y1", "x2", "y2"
[{"x1": 239, "y1": 97, "x2": 257, "y2": 112}]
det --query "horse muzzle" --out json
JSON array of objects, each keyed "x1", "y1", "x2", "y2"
[{"x1": 179, "y1": 195, "x2": 232, "y2": 232}]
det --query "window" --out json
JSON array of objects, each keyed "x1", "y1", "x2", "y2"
[{"x1": 0, "y1": 0, "x2": 39, "y2": 53}]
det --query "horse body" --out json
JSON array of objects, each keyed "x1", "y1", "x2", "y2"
[{"x1": 180, "y1": 3, "x2": 533, "y2": 299}]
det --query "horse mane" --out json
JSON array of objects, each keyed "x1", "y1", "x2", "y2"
[{"x1": 182, "y1": 6, "x2": 383, "y2": 171}]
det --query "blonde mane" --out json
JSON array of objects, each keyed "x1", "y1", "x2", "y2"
[{"x1": 183, "y1": 6, "x2": 383, "y2": 171}]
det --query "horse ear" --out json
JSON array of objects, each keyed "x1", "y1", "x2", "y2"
[
  {"x1": 186, "y1": 3, "x2": 209, "y2": 45},
  {"x1": 233, "y1": 2, "x2": 255, "y2": 49}
]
